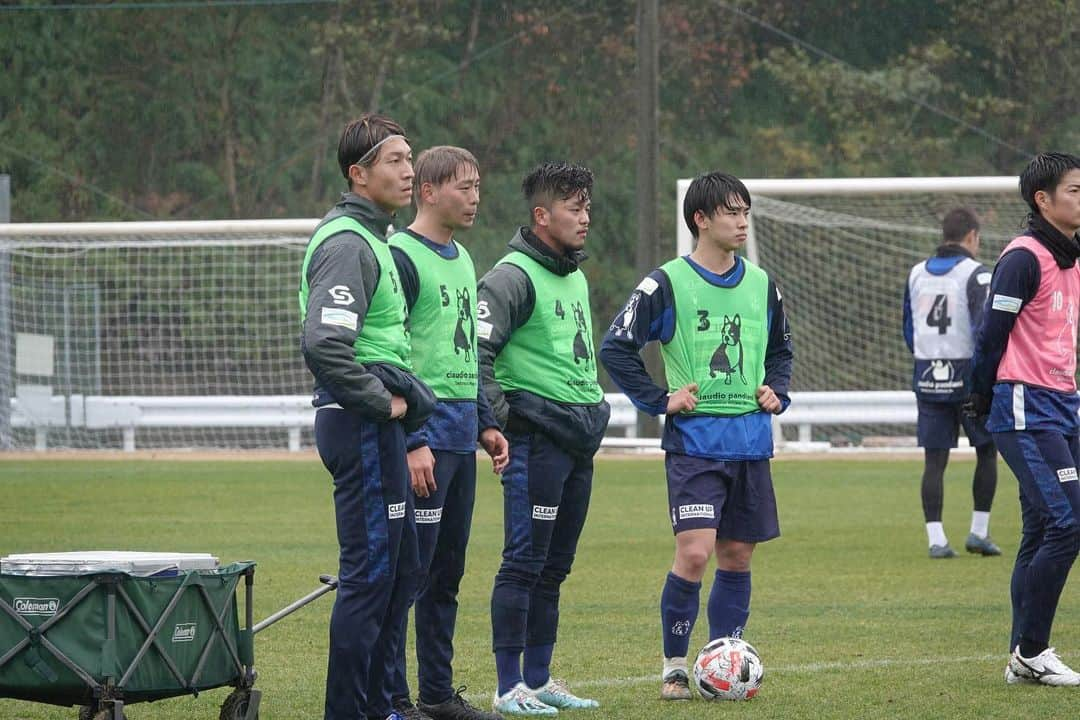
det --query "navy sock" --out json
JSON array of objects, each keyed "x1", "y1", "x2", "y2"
[
  {"x1": 495, "y1": 650, "x2": 522, "y2": 697},
  {"x1": 523, "y1": 643, "x2": 554, "y2": 689},
  {"x1": 707, "y1": 569, "x2": 751, "y2": 639},
  {"x1": 661, "y1": 571, "x2": 701, "y2": 658}
]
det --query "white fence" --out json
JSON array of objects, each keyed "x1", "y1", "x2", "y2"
[{"x1": 10, "y1": 391, "x2": 916, "y2": 452}]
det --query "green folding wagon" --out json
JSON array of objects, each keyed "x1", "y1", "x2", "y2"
[{"x1": 0, "y1": 553, "x2": 338, "y2": 720}]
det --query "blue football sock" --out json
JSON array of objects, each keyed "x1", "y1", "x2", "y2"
[
  {"x1": 523, "y1": 643, "x2": 554, "y2": 689},
  {"x1": 707, "y1": 569, "x2": 751, "y2": 639},
  {"x1": 495, "y1": 650, "x2": 523, "y2": 697},
  {"x1": 661, "y1": 571, "x2": 701, "y2": 658}
]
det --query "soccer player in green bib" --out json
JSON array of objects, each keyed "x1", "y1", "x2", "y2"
[
  {"x1": 386, "y1": 146, "x2": 508, "y2": 720},
  {"x1": 300, "y1": 113, "x2": 436, "y2": 720},
  {"x1": 479, "y1": 162, "x2": 611, "y2": 715},
  {"x1": 600, "y1": 171, "x2": 793, "y2": 701}
]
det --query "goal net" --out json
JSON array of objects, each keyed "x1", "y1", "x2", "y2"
[
  {"x1": 0, "y1": 221, "x2": 315, "y2": 451},
  {"x1": 676, "y1": 176, "x2": 1026, "y2": 446}
]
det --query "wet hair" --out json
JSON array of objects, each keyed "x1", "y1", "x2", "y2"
[
  {"x1": 942, "y1": 207, "x2": 979, "y2": 244},
  {"x1": 412, "y1": 146, "x2": 479, "y2": 201},
  {"x1": 683, "y1": 172, "x2": 751, "y2": 238},
  {"x1": 337, "y1": 112, "x2": 409, "y2": 182},
  {"x1": 1020, "y1": 152, "x2": 1080, "y2": 215},
  {"x1": 522, "y1": 161, "x2": 593, "y2": 221}
]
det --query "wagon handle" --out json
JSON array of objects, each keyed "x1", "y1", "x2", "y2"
[{"x1": 252, "y1": 574, "x2": 339, "y2": 635}]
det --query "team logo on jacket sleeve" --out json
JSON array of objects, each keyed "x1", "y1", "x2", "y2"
[{"x1": 328, "y1": 285, "x2": 355, "y2": 305}]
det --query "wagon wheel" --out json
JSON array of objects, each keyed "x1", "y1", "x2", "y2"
[
  {"x1": 220, "y1": 688, "x2": 259, "y2": 720},
  {"x1": 78, "y1": 706, "x2": 94, "y2": 720},
  {"x1": 89, "y1": 709, "x2": 127, "y2": 720}
]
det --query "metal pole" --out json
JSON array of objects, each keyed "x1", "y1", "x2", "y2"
[
  {"x1": 0, "y1": 174, "x2": 11, "y2": 449},
  {"x1": 634, "y1": 0, "x2": 662, "y2": 438},
  {"x1": 252, "y1": 575, "x2": 337, "y2": 634}
]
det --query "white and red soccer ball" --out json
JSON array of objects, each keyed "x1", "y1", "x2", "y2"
[{"x1": 692, "y1": 636, "x2": 764, "y2": 700}]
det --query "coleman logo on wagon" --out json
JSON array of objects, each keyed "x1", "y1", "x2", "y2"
[
  {"x1": 172, "y1": 623, "x2": 197, "y2": 643},
  {"x1": 15, "y1": 597, "x2": 60, "y2": 616}
]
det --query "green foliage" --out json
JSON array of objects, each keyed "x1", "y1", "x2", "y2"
[
  {"x1": 1, "y1": 455, "x2": 1075, "y2": 719},
  {"x1": 2, "y1": 0, "x2": 1078, "y2": 371}
]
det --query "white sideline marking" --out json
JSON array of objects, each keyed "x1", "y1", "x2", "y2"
[
  {"x1": 572, "y1": 653, "x2": 1006, "y2": 689},
  {"x1": 464, "y1": 652, "x2": 1079, "y2": 701}
]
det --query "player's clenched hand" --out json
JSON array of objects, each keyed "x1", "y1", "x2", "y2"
[
  {"x1": 407, "y1": 446, "x2": 437, "y2": 498},
  {"x1": 666, "y1": 383, "x2": 699, "y2": 414},
  {"x1": 479, "y1": 427, "x2": 509, "y2": 475},
  {"x1": 756, "y1": 385, "x2": 781, "y2": 414},
  {"x1": 389, "y1": 394, "x2": 408, "y2": 420},
  {"x1": 962, "y1": 393, "x2": 990, "y2": 418}
]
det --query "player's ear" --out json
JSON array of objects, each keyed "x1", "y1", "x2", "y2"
[
  {"x1": 349, "y1": 163, "x2": 367, "y2": 189},
  {"x1": 533, "y1": 205, "x2": 549, "y2": 227},
  {"x1": 1034, "y1": 189, "x2": 1051, "y2": 214},
  {"x1": 694, "y1": 209, "x2": 709, "y2": 232},
  {"x1": 421, "y1": 181, "x2": 439, "y2": 205}
]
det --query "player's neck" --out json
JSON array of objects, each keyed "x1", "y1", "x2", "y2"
[
  {"x1": 409, "y1": 215, "x2": 455, "y2": 246},
  {"x1": 1041, "y1": 215, "x2": 1080, "y2": 240},
  {"x1": 689, "y1": 245, "x2": 736, "y2": 275}
]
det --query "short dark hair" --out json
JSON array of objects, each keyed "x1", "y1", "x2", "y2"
[
  {"x1": 413, "y1": 146, "x2": 479, "y2": 200},
  {"x1": 522, "y1": 161, "x2": 593, "y2": 220},
  {"x1": 337, "y1": 112, "x2": 409, "y2": 181},
  {"x1": 942, "y1": 207, "x2": 979, "y2": 244},
  {"x1": 683, "y1": 172, "x2": 751, "y2": 238},
  {"x1": 1020, "y1": 152, "x2": 1080, "y2": 215}
]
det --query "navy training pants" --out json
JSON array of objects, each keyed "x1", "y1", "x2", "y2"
[{"x1": 316, "y1": 408, "x2": 419, "y2": 720}]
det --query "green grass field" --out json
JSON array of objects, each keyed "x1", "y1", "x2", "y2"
[{"x1": 1, "y1": 455, "x2": 1076, "y2": 720}]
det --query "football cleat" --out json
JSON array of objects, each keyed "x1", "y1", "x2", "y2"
[
  {"x1": 965, "y1": 533, "x2": 1002, "y2": 556},
  {"x1": 420, "y1": 686, "x2": 504, "y2": 720},
  {"x1": 532, "y1": 678, "x2": 598, "y2": 709},
  {"x1": 1005, "y1": 663, "x2": 1037, "y2": 685},
  {"x1": 928, "y1": 544, "x2": 956, "y2": 559},
  {"x1": 660, "y1": 669, "x2": 693, "y2": 700},
  {"x1": 492, "y1": 683, "x2": 557, "y2": 715},
  {"x1": 393, "y1": 697, "x2": 434, "y2": 720},
  {"x1": 1008, "y1": 647, "x2": 1080, "y2": 686}
]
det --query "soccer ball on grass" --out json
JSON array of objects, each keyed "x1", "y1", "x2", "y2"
[{"x1": 692, "y1": 636, "x2": 764, "y2": 700}]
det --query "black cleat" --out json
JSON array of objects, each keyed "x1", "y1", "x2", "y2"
[
  {"x1": 393, "y1": 697, "x2": 434, "y2": 720},
  {"x1": 420, "y1": 687, "x2": 504, "y2": 720}
]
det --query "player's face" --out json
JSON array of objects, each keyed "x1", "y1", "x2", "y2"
[
  {"x1": 696, "y1": 195, "x2": 749, "y2": 252},
  {"x1": 1040, "y1": 168, "x2": 1080, "y2": 236},
  {"x1": 427, "y1": 164, "x2": 480, "y2": 231},
  {"x1": 356, "y1": 137, "x2": 414, "y2": 213},
  {"x1": 539, "y1": 191, "x2": 591, "y2": 253}
]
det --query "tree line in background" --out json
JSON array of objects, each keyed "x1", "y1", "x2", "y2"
[{"x1": 2, "y1": 0, "x2": 1078, "y2": 343}]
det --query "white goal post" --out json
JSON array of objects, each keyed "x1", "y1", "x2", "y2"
[{"x1": 675, "y1": 175, "x2": 1023, "y2": 445}]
